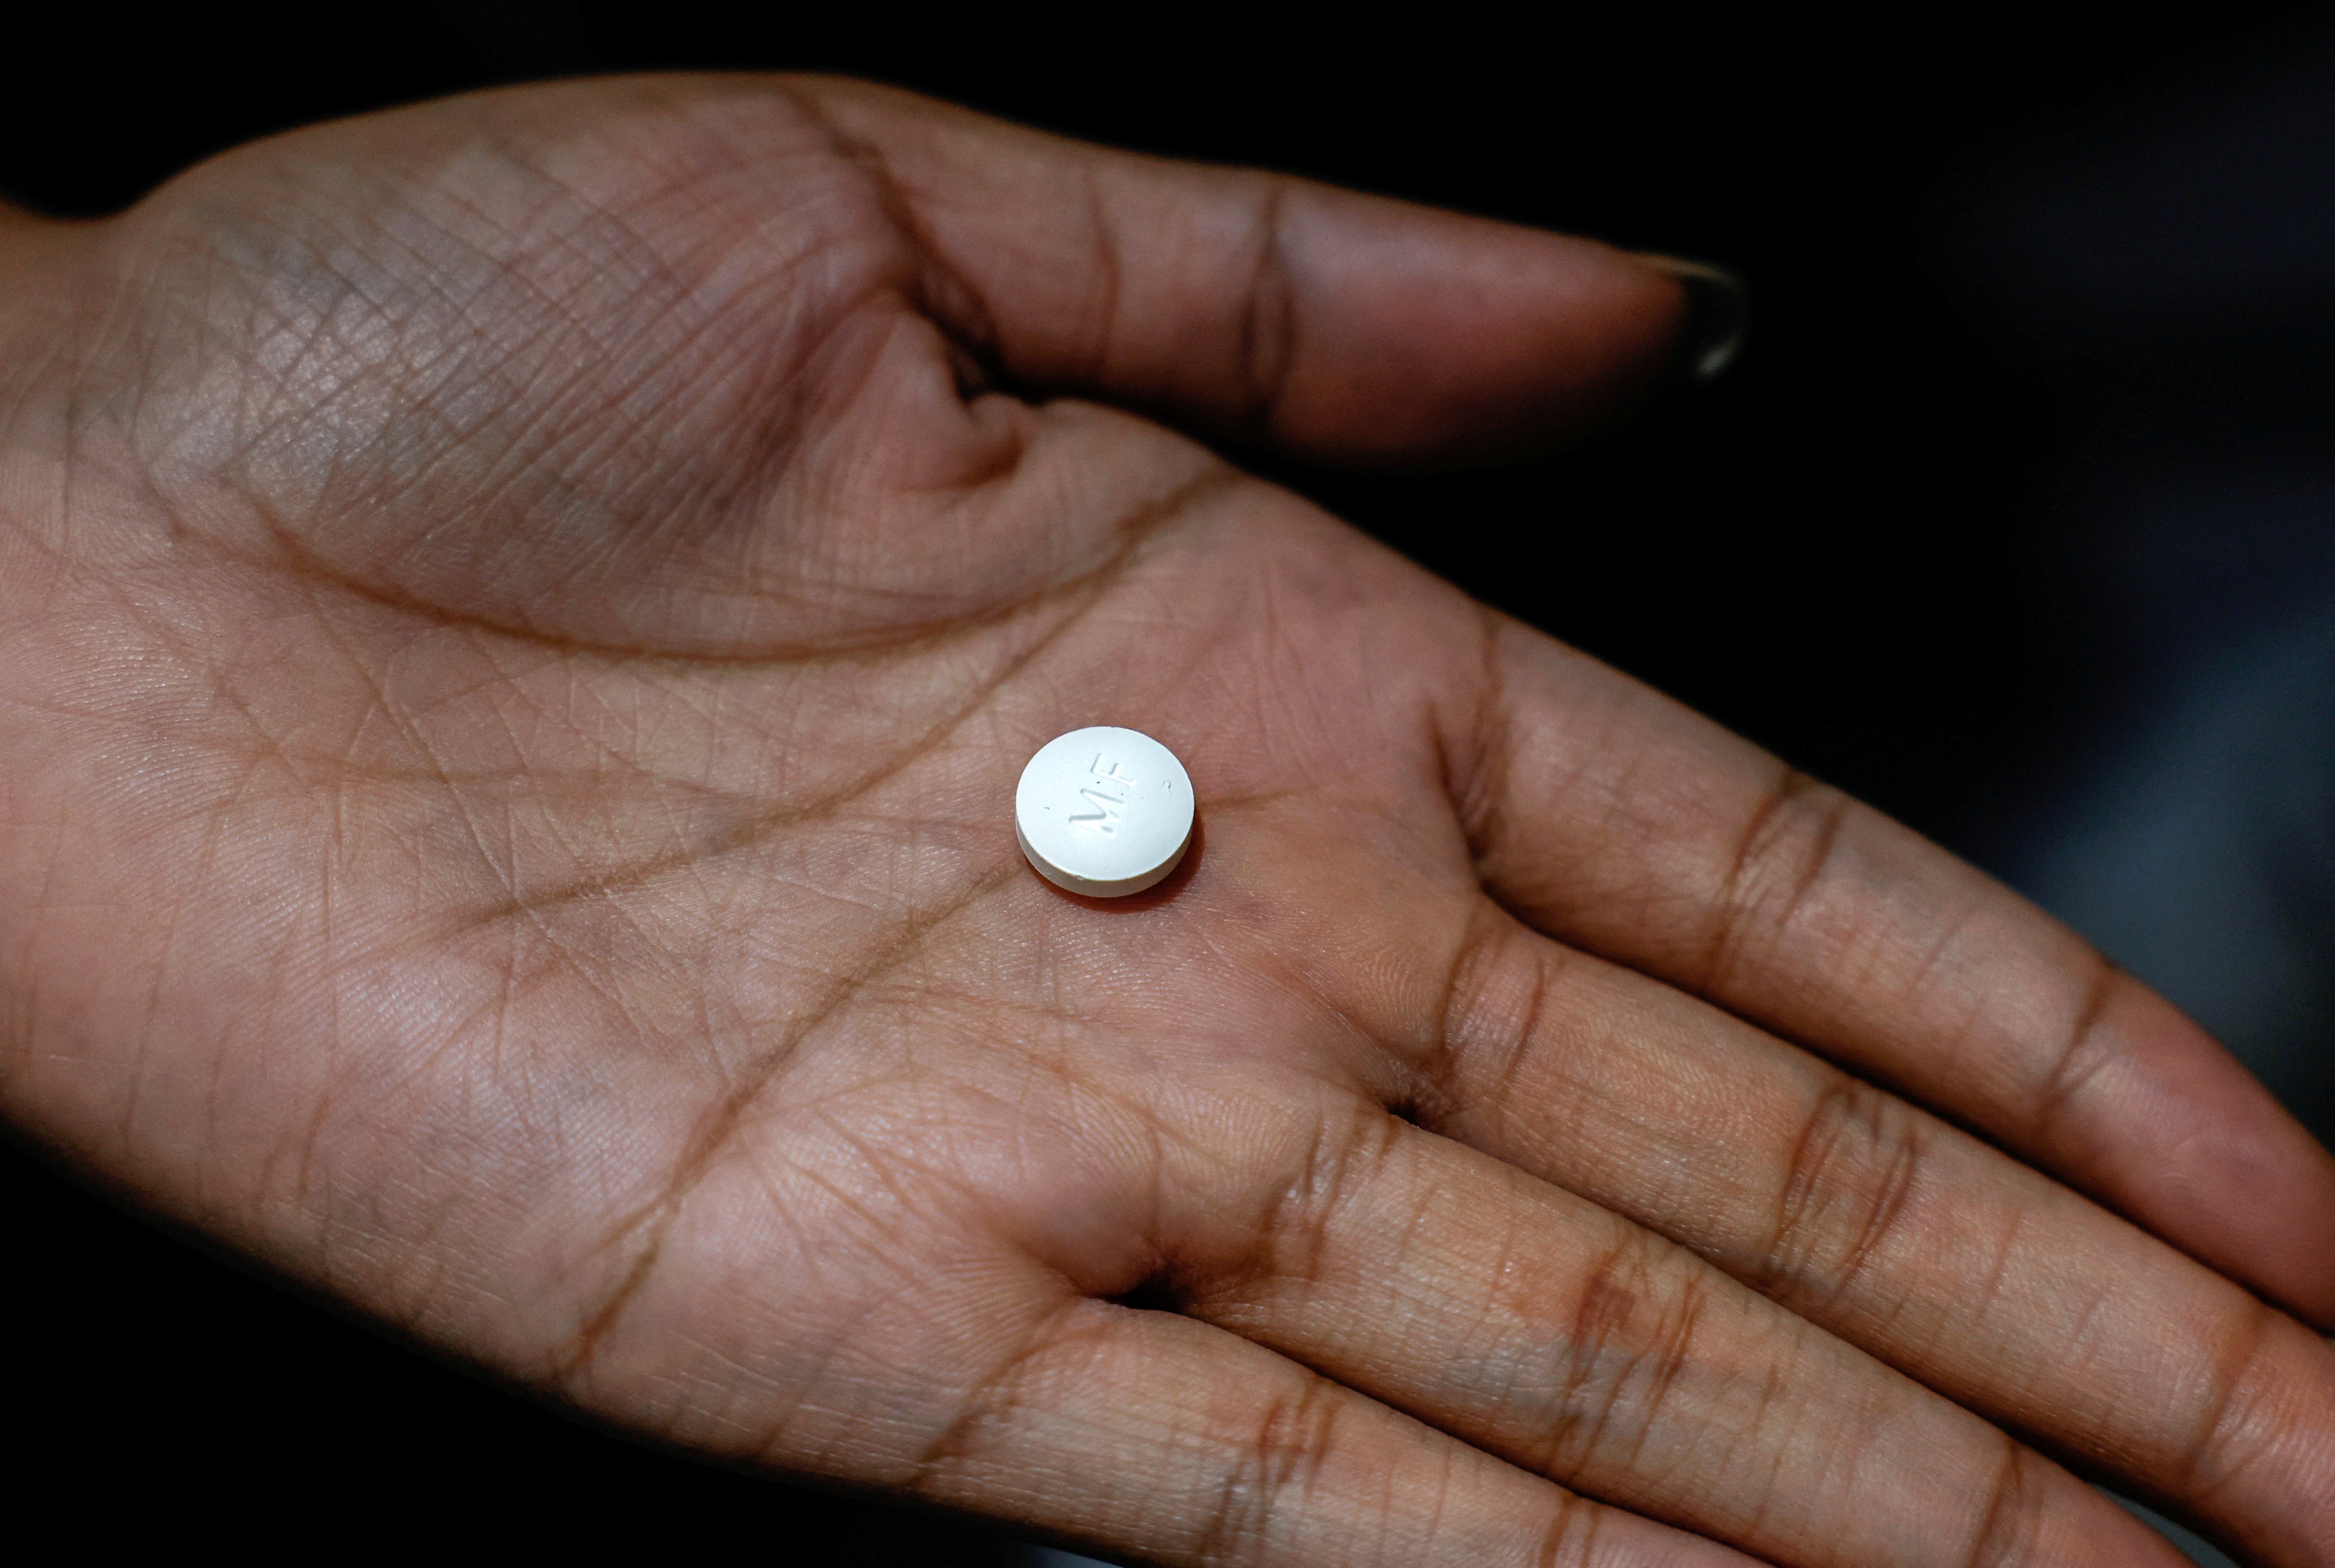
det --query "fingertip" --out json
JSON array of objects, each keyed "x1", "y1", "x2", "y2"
[
  {"x1": 1634, "y1": 254, "x2": 1748, "y2": 387},
  {"x1": 1254, "y1": 203, "x2": 1699, "y2": 465}
]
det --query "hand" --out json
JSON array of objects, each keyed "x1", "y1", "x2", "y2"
[{"x1": 1, "y1": 76, "x2": 2329, "y2": 1567}]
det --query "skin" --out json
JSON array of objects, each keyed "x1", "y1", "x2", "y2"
[{"x1": 0, "y1": 73, "x2": 2331, "y2": 1567}]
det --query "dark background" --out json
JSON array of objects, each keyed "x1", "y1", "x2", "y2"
[{"x1": 6, "y1": 4, "x2": 2332, "y2": 1561}]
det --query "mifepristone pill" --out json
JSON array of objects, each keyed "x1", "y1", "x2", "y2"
[{"x1": 1015, "y1": 726, "x2": 1194, "y2": 897}]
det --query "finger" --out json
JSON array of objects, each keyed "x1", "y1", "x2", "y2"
[
  {"x1": 788, "y1": 76, "x2": 1694, "y2": 464},
  {"x1": 1451, "y1": 614, "x2": 2335, "y2": 1327},
  {"x1": 885, "y1": 1290, "x2": 1764, "y2": 1568},
  {"x1": 1166, "y1": 1106, "x2": 2192, "y2": 1568},
  {"x1": 1412, "y1": 904, "x2": 2335, "y2": 1564}
]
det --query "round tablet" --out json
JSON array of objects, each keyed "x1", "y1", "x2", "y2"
[{"x1": 1015, "y1": 726, "x2": 1194, "y2": 897}]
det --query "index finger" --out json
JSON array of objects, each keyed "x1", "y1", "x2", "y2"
[{"x1": 1454, "y1": 615, "x2": 2335, "y2": 1326}]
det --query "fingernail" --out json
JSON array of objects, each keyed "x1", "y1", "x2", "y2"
[{"x1": 1637, "y1": 254, "x2": 1747, "y2": 387}]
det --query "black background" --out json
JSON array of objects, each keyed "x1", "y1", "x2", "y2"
[{"x1": 5, "y1": 3, "x2": 2330, "y2": 1560}]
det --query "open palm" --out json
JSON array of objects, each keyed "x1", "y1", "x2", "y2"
[{"x1": 2, "y1": 76, "x2": 2331, "y2": 1567}]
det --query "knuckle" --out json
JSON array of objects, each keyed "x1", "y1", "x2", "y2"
[
  {"x1": 1702, "y1": 766, "x2": 1854, "y2": 991},
  {"x1": 2152, "y1": 1306, "x2": 2335, "y2": 1561},
  {"x1": 1426, "y1": 909, "x2": 1564, "y2": 1131},
  {"x1": 1537, "y1": 1227, "x2": 1710, "y2": 1476},
  {"x1": 1962, "y1": 1436, "x2": 2048, "y2": 1568},
  {"x1": 1759, "y1": 1074, "x2": 1930, "y2": 1309},
  {"x1": 2175, "y1": 1297, "x2": 2279, "y2": 1503},
  {"x1": 1232, "y1": 175, "x2": 1297, "y2": 437},
  {"x1": 2031, "y1": 952, "x2": 2122, "y2": 1146},
  {"x1": 1529, "y1": 1492, "x2": 1608, "y2": 1568},
  {"x1": 1195, "y1": 1374, "x2": 1344, "y2": 1563},
  {"x1": 1197, "y1": 1098, "x2": 1403, "y2": 1300}
]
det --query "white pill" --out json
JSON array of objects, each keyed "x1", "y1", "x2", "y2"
[{"x1": 1015, "y1": 726, "x2": 1195, "y2": 897}]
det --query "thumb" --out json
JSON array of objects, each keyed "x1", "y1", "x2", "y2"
[{"x1": 796, "y1": 76, "x2": 1727, "y2": 465}]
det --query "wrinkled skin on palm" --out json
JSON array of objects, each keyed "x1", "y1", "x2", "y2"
[{"x1": 1, "y1": 76, "x2": 2331, "y2": 1568}]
